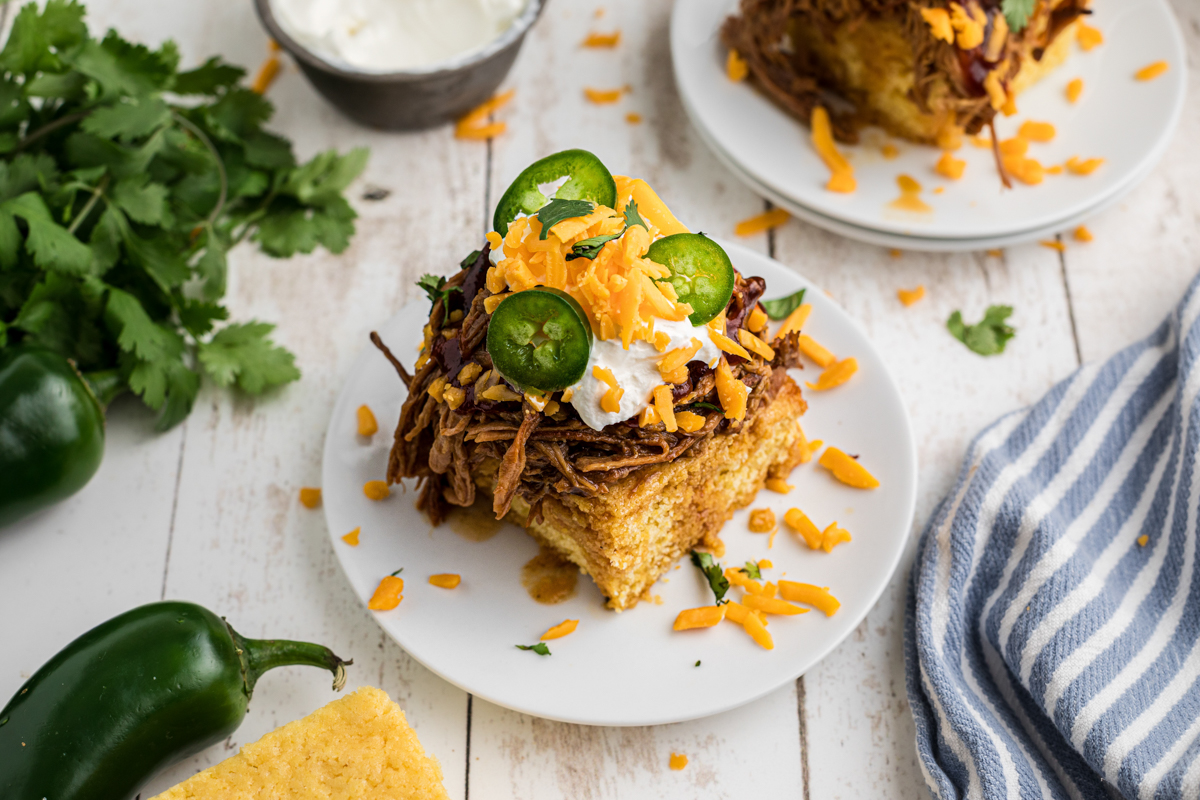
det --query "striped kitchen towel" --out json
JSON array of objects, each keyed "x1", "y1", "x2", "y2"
[{"x1": 906, "y1": 273, "x2": 1200, "y2": 800}]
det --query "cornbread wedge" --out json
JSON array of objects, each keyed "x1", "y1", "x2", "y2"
[
  {"x1": 494, "y1": 377, "x2": 808, "y2": 610},
  {"x1": 149, "y1": 687, "x2": 448, "y2": 800}
]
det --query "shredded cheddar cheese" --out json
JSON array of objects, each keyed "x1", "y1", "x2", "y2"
[
  {"x1": 1074, "y1": 225, "x2": 1093, "y2": 243},
  {"x1": 356, "y1": 404, "x2": 378, "y2": 436},
  {"x1": 341, "y1": 527, "x2": 361, "y2": 546},
  {"x1": 1004, "y1": 156, "x2": 1045, "y2": 185},
  {"x1": 709, "y1": 327, "x2": 751, "y2": 360},
  {"x1": 714, "y1": 358, "x2": 748, "y2": 420},
  {"x1": 658, "y1": 338, "x2": 703, "y2": 382},
  {"x1": 810, "y1": 106, "x2": 856, "y2": 193},
  {"x1": 480, "y1": 384, "x2": 522, "y2": 403},
  {"x1": 582, "y1": 31, "x2": 620, "y2": 47},
  {"x1": 881, "y1": 143, "x2": 900, "y2": 160},
  {"x1": 1066, "y1": 78, "x2": 1084, "y2": 104},
  {"x1": 1040, "y1": 240, "x2": 1066, "y2": 252},
  {"x1": 984, "y1": 13, "x2": 1008, "y2": 61},
  {"x1": 784, "y1": 508, "x2": 821, "y2": 549},
  {"x1": 734, "y1": 208, "x2": 790, "y2": 236},
  {"x1": 1077, "y1": 22, "x2": 1103, "y2": 51},
  {"x1": 779, "y1": 581, "x2": 841, "y2": 616},
  {"x1": 935, "y1": 152, "x2": 966, "y2": 180},
  {"x1": 889, "y1": 174, "x2": 932, "y2": 213},
  {"x1": 776, "y1": 303, "x2": 812, "y2": 339},
  {"x1": 638, "y1": 403, "x2": 661, "y2": 428},
  {"x1": 363, "y1": 480, "x2": 391, "y2": 501},
  {"x1": 1138, "y1": 535, "x2": 1149, "y2": 547},
  {"x1": 673, "y1": 605, "x2": 726, "y2": 630},
  {"x1": 1018, "y1": 121, "x2": 1056, "y2": 142},
  {"x1": 456, "y1": 90, "x2": 514, "y2": 140},
  {"x1": 299, "y1": 487, "x2": 321, "y2": 509},
  {"x1": 796, "y1": 334, "x2": 835, "y2": 368},
  {"x1": 726, "y1": 49, "x2": 748, "y2": 82},
  {"x1": 765, "y1": 477, "x2": 793, "y2": 493},
  {"x1": 737, "y1": 328, "x2": 776, "y2": 360},
  {"x1": 653, "y1": 384, "x2": 678, "y2": 432},
  {"x1": 675, "y1": 410, "x2": 706, "y2": 433},
  {"x1": 818, "y1": 447, "x2": 879, "y2": 489},
  {"x1": 1136, "y1": 61, "x2": 1168, "y2": 81},
  {"x1": 429, "y1": 574, "x2": 461, "y2": 589},
  {"x1": 742, "y1": 608, "x2": 774, "y2": 649},
  {"x1": 747, "y1": 306, "x2": 768, "y2": 333},
  {"x1": 584, "y1": 87, "x2": 624, "y2": 104},
  {"x1": 593, "y1": 365, "x2": 624, "y2": 413},
  {"x1": 920, "y1": 7, "x2": 953, "y2": 43},
  {"x1": 898, "y1": 286, "x2": 925, "y2": 306},
  {"x1": 806, "y1": 357, "x2": 858, "y2": 390},
  {"x1": 670, "y1": 753, "x2": 689, "y2": 770},
  {"x1": 748, "y1": 508, "x2": 776, "y2": 533},
  {"x1": 368, "y1": 575, "x2": 404, "y2": 611},
  {"x1": 948, "y1": 2, "x2": 985, "y2": 50},
  {"x1": 541, "y1": 619, "x2": 579, "y2": 640},
  {"x1": 443, "y1": 385, "x2": 466, "y2": 410},
  {"x1": 625, "y1": 112, "x2": 642, "y2": 124},
  {"x1": 743, "y1": 594, "x2": 808, "y2": 616},
  {"x1": 1066, "y1": 156, "x2": 1104, "y2": 175}
]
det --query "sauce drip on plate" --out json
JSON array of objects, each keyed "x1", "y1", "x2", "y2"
[{"x1": 521, "y1": 549, "x2": 578, "y2": 604}]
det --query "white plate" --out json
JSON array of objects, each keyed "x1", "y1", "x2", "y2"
[
  {"x1": 671, "y1": 0, "x2": 1186, "y2": 241},
  {"x1": 687, "y1": 99, "x2": 1159, "y2": 252},
  {"x1": 322, "y1": 241, "x2": 918, "y2": 726}
]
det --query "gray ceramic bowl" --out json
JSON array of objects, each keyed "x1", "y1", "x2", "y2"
[{"x1": 253, "y1": 0, "x2": 544, "y2": 130}]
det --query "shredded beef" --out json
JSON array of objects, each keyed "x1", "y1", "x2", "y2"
[{"x1": 379, "y1": 257, "x2": 806, "y2": 521}]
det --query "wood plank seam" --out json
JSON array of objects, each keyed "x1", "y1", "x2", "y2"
[
  {"x1": 796, "y1": 675, "x2": 811, "y2": 800},
  {"x1": 159, "y1": 421, "x2": 190, "y2": 600},
  {"x1": 1055, "y1": 235, "x2": 1084, "y2": 367}
]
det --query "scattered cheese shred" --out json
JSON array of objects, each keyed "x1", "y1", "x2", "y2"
[
  {"x1": 765, "y1": 478, "x2": 793, "y2": 494},
  {"x1": 582, "y1": 31, "x2": 620, "y2": 48},
  {"x1": 1040, "y1": 240, "x2": 1066, "y2": 252},
  {"x1": 1066, "y1": 156, "x2": 1104, "y2": 175},
  {"x1": 541, "y1": 619, "x2": 579, "y2": 640},
  {"x1": 638, "y1": 403, "x2": 661, "y2": 428},
  {"x1": 341, "y1": 527, "x2": 361, "y2": 546},
  {"x1": 1004, "y1": 156, "x2": 1045, "y2": 186},
  {"x1": 796, "y1": 334, "x2": 835, "y2": 368},
  {"x1": 363, "y1": 480, "x2": 391, "y2": 501},
  {"x1": 675, "y1": 410, "x2": 705, "y2": 433},
  {"x1": 1074, "y1": 225, "x2": 1094, "y2": 243},
  {"x1": 747, "y1": 306, "x2": 768, "y2": 333},
  {"x1": 1066, "y1": 78, "x2": 1084, "y2": 104},
  {"x1": 480, "y1": 384, "x2": 522, "y2": 403},
  {"x1": 658, "y1": 338, "x2": 703, "y2": 381},
  {"x1": 625, "y1": 112, "x2": 642, "y2": 124},
  {"x1": 806, "y1": 357, "x2": 858, "y2": 391},
  {"x1": 920, "y1": 7, "x2": 954, "y2": 43},
  {"x1": 776, "y1": 303, "x2": 812, "y2": 339},
  {"x1": 428, "y1": 574, "x2": 461, "y2": 589},
  {"x1": 810, "y1": 106, "x2": 856, "y2": 193},
  {"x1": 1046, "y1": 165, "x2": 1064, "y2": 175},
  {"x1": 709, "y1": 328, "x2": 752, "y2": 361},
  {"x1": 714, "y1": 358, "x2": 748, "y2": 420},
  {"x1": 726, "y1": 49, "x2": 748, "y2": 82},
  {"x1": 443, "y1": 386, "x2": 466, "y2": 410},
  {"x1": 948, "y1": 2, "x2": 985, "y2": 49},
  {"x1": 673, "y1": 605, "x2": 726, "y2": 630},
  {"x1": 759, "y1": 559, "x2": 773, "y2": 569},
  {"x1": 742, "y1": 608, "x2": 774, "y2": 649},
  {"x1": 455, "y1": 89, "x2": 514, "y2": 140},
  {"x1": 725, "y1": 567, "x2": 763, "y2": 593},
  {"x1": 356, "y1": 404, "x2": 378, "y2": 437},
  {"x1": 584, "y1": 87, "x2": 624, "y2": 104},
  {"x1": 1018, "y1": 121, "x2": 1056, "y2": 142},
  {"x1": 743, "y1": 594, "x2": 808, "y2": 616},
  {"x1": 779, "y1": 581, "x2": 841, "y2": 616},
  {"x1": 784, "y1": 508, "x2": 822, "y2": 549},
  {"x1": 818, "y1": 447, "x2": 880, "y2": 489},
  {"x1": 592, "y1": 366, "x2": 624, "y2": 413},
  {"x1": 1138, "y1": 535, "x2": 1150, "y2": 547},
  {"x1": 749, "y1": 508, "x2": 776, "y2": 533},
  {"x1": 1077, "y1": 22, "x2": 1103, "y2": 51},
  {"x1": 818, "y1": 522, "x2": 853, "y2": 552},
  {"x1": 738, "y1": 328, "x2": 776, "y2": 360},
  {"x1": 898, "y1": 286, "x2": 925, "y2": 306},
  {"x1": 653, "y1": 384, "x2": 678, "y2": 432},
  {"x1": 299, "y1": 487, "x2": 322, "y2": 509},
  {"x1": 734, "y1": 208, "x2": 790, "y2": 236},
  {"x1": 882, "y1": 143, "x2": 900, "y2": 160},
  {"x1": 889, "y1": 174, "x2": 932, "y2": 213},
  {"x1": 368, "y1": 575, "x2": 404, "y2": 611},
  {"x1": 670, "y1": 753, "x2": 689, "y2": 771},
  {"x1": 935, "y1": 152, "x2": 966, "y2": 180},
  {"x1": 1136, "y1": 61, "x2": 1168, "y2": 81}
]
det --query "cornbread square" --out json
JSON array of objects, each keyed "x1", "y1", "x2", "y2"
[
  {"x1": 486, "y1": 377, "x2": 808, "y2": 610},
  {"x1": 149, "y1": 686, "x2": 448, "y2": 800}
]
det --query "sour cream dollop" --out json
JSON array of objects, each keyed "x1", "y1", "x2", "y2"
[{"x1": 273, "y1": 0, "x2": 527, "y2": 73}]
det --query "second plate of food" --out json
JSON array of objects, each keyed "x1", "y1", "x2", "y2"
[
  {"x1": 671, "y1": 0, "x2": 1186, "y2": 242},
  {"x1": 322, "y1": 239, "x2": 917, "y2": 726}
]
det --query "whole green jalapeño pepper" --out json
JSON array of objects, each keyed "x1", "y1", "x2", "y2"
[
  {"x1": 0, "y1": 346, "x2": 113, "y2": 528},
  {"x1": 0, "y1": 601, "x2": 351, "y2": 800},
  {"x1": 493, "y1": 149, "x2": 617, "y2": 236}
]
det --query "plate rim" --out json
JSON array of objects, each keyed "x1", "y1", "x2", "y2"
[{"x1": 321, "y1": 240, "x2": 920, "y2": 725}]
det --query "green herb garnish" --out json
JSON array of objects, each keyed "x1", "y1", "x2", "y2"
[
  {"x1": 760, "y1": 288, "x2": 807, "y2": 320},
  {"x1": 690, "y1": 401, "x2": 723, "y2": 413},
  {"x1": 416, "y1": 273, "x2": 460, "y2": 311},
  {"x1": 694, "y1": 660, "x2": 701, "y2": 667},
  {"x1": 690, "y1": 550, "x2": 729, "y2": 605},
  {"x1": 739, "y1": 561, "x2": 762, "y2": 580},
  {"x1": 567, "y1": 230, "x2": 624, "y2": 261},
  {"x1": 623, "y1": 199, "x2": 647, "y2": 231},
  {"x1": 459, "y1": 249, "x2": 483, "y2": 268},
  {"x1": 516, "y1": 642, "x2": 551, "y2": 656},
  {"x1": 1001, "y1": 0, "x2": 1036, "y2": 31},
  {"x1": 0, "y1": 0, "x2": 367, "y2": 430},
  {"x1": 947, "y1": 305, "x2": 1015, "y2": 356},
  {"x1": 536, "y1": 198, "x2": 594, "y2": 240}
]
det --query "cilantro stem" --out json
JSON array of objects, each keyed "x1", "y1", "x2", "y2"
[
  {"x1": 171, "y1": 111, "x2": 227, "y2": 226},
  {"x1": 67, "y1": 174, "x2": 110, "y2": 235},
  {"x1": 14, "y1": 109, "x2": 92, "y2": 153}
]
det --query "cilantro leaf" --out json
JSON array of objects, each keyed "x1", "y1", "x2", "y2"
[
  {"x1": 1002, "y1": 0, "x2": 1037, "y2": 31},
  {"x1": 111, "y1": 174, "x2": 169, "y2": 225},
  {"x1": 5, "y1": 192, "x2": 93, "y2": 274},
  {"x1": 623, "y1": 199, "x2": 647, "y2": 231},
  {"x1": 516, "y1": 643, "x2": 551, "y2": 656},
  {"x1": 947, "y1": 305, "x2": 1015, "y2": 356},
  {"x1": 567, "y1": 230, "x2": 623, "y2": 261},
  {"x1": 760, "y1": 288, "x2": 806, "y2": 320},
  {"x1": 172, "y1": 56, "x2": 244, "y2": 95},
  {"x1": 740, "y1": 561, "x2": 762, "y2": 580},
  {"x1": 459, "y1": 249, "x2": 482, "y2": 268},
  {"x1": 197, "y1": 322, "x2": 300, "y2": 394},
  {"x1": 81, "y1": 96, "x2": 171, "y2": 142},
  {"x1": 416, "y1": 273, "x2": 461, "y2": 311},
  {"x1": 690, "y1": 550, "x2": 730, "y2": 605},
  {"x1": 690, "y1": 401, "x2": 723, "y2": 413},
  {"x1": 536, "y1": 198, "x2": 594, "y2": 240},
  {"x1": 695, "y1": 660, "x2": 701, "y2": 667}
]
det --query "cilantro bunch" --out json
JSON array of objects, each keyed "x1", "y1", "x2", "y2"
[{"x1": 0, "y1": 0, "x2": 368, "y2": 429}]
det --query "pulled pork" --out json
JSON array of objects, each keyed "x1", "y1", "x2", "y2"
[
  {"x1": 720, "y1": 0, "x2": 1090, "y2": 144},
  {"x1": 377, "y1": 246, "x2": 804, "y2": 525}
]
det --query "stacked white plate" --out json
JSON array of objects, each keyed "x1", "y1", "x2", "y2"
[{"x1": 670, "y1": 0, "x2": 1187, "y2": 252}]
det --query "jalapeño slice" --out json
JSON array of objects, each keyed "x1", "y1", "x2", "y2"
[
  {"x1": 493, "y1": 149, "x2": 618, "y2": 236},
  {"x1": 487, "y1": 287, "x2": 593, "y2": 393},
  {"x1": 644, "y1": 233, "x2": 735, "y2": 326}
]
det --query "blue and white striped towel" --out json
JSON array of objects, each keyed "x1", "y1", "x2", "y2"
[{"x1": 906, "y1": 273, "x2": 1200, "y2": 800}]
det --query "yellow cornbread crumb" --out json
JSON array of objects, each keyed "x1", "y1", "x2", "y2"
[{"x1": 149, "y1": 686, "x2": 449, "y2": 800}]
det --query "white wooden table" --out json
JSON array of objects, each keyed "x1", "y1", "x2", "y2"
[{"x1": 2, "y1": 1, "x2": 1196, "y2": 796}]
